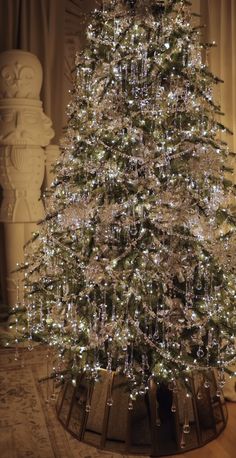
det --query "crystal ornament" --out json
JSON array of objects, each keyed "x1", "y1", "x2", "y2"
[{"x1": 17, "y1": 0, "x2": 236, "y2": 422}]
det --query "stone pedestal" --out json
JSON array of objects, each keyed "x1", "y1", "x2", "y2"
[{"x1": 0, "y1": 50, "x2": 54, "y2": 307}]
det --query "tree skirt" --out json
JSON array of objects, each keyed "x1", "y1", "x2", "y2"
[{"x1": 57, "y1": 369, "x2": 228, "y2": 456}]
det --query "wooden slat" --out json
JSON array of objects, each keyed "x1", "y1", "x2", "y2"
[{"x1": 100, "y1": 372, "x2": 114, "y2": 448}]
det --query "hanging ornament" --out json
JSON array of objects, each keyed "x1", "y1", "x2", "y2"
[
  {"x1": 124, "y1": 0, "x2": 137, "y2": 9},
  {"x1": 152, "y1": 1, "x2": 165, "y2": 17},
  {"x1": 128, "y1": 397, "x2": 134, "y2": 410},
  {"x1": 183, "y1": 396, "x2": 191, "y2": 434},
  {"x1": 156, "y1": 400, "x2": 161, "y2": 426},
  {"x1": 171, "y1": 392, "x2": 177, "y2": 413},
  {"x1": 106, "y1": 373, "x2": 114, "y2": 406},
  {"x1": 180, "y1": 432, "x2": 186, "y2": 449}
]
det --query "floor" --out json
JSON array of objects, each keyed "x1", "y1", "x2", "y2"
[{"x1": 0, "y1": 345, "x2": 235, "y2": 458}]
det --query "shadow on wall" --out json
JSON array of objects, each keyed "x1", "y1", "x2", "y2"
[
  {"x1": 0, "y1": 183, "x2": 6, "y2": 306},
  {"x1": 0, "y1": 207, "x2": 7, "y2": 306}
]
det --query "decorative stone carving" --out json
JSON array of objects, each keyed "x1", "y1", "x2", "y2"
[
  {"x1": 0, "y1": 50, "x2": 42, "y2": 99},
  {"x1": 0, "y1": 50, "x2": 54, "y2": 307},
  {"x1": 0, "y1": 145, "x2": 45, "y2": 222},
  {"x1": 0, "y1": 100, "x2": 53, "y2": 146}
]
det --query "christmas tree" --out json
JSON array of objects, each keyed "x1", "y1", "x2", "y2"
[{"x1": 16, "y1": 0, "x2": 236, "y2": 397}]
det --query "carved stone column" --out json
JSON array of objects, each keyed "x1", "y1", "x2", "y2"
[{"x1": 0, "y1": 50, "x2": 54, "y2": 307}]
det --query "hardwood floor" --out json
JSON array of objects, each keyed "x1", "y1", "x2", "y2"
[{"x1": 0, "y1": 345, "x2": 235, "y2": 458}]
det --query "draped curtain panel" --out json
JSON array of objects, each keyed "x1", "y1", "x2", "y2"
[
  {"x1": 64, "y1": 0, "x2": 96, "y2": 130},
  {"x1": 199, "y1": 0, "x2": 236, "y2": 182},
  {"x1": 197, "y1": 0, "x2": 236, "y2": 396}
]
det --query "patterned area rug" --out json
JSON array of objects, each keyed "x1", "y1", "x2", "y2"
[
  {"x1": 0, "y1": 366, "x2": 55, "y2": 458},
  {"x1": 0, "y1": 347, "x2": 139, "y2": 458}
]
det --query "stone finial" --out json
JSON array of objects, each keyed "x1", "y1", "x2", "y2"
[
  {"x1": 0, "y1": 50, "x2": 54, "y2": 147},
  {"x1": 0, "y1": 50, "x2": 43, "y2": 100}
]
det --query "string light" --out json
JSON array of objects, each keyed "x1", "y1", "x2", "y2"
[{"x1": 14, "y1": 0, "x2": 236, "y2": 407}]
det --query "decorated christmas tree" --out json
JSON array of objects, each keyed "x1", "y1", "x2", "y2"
[{"x1": 15, "y1": 0, "x2": 236, "y2": 401}]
